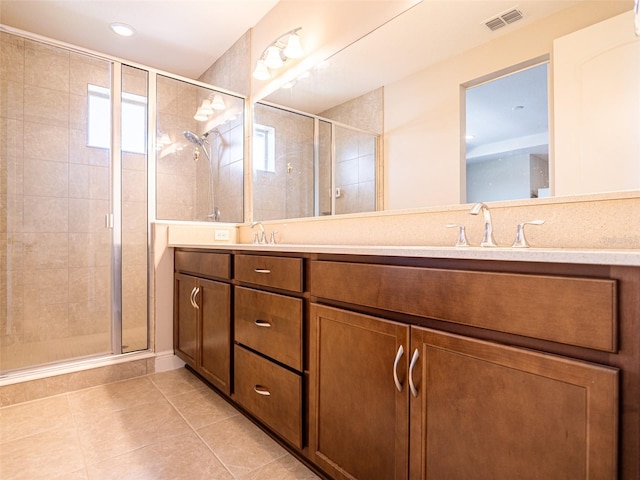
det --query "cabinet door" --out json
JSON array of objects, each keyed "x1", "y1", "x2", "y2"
[
  {"x1": 409, "y1": 328, "x2": 619, "y2": 480},
  {"x1": 309, "y1": 304, "x2": 410, "y2": 480},
  {"x1": 199, "y1": 278, "x2": 231, "y2": 395},
  {"x1": 174, "y1": 273, "x2": 198, "y2": 367}
]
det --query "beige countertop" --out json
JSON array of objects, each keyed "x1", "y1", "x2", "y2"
[{"x1": 168, "y1": 242, "x2": 640, "y2": 267}]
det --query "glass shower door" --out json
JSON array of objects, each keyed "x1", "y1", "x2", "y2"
[{"x1": 0, "y1": 34, "x2": 149, "y2": 375}]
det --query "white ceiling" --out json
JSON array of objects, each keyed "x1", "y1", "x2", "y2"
[{"x1": 0, "y1": 0, "x2": 279, "y2": 79}]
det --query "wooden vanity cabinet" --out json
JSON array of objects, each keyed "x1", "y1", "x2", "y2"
[
  {"x1": 409, "y1": 327, "x2": 617, "y2": 480},
  {"x1": 309, "y1": 304, "x2": 409, "y2": 480},
  {"x1": 174, "y1": 251, "x2": 232, "y2": 396},
  {"x1": 233, "y1": 254, "x2": 305, "y2": 449},
  {"x1": 309, "y1": 260, "x2": 624, "y2": 480}
]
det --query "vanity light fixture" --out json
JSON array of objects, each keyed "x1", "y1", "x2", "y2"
[
  {"x1": 110, "y1": 22, "x2": 135, "y2": 37},
  {"x1": 253, "y1": 27, "x2": 303, "y2": 81}
]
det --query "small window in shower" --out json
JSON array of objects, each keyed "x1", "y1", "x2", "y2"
[
  {"x1": 253, "y1": 124, "x2": 275, "y2": 173},
  {"x1": 87, "y1": 84, "x2": 147, "y2": 154}
]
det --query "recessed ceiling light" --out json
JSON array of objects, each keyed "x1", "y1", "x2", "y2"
[{"x1": 110, "y1": 23, "x2": 135, "y2": 37}]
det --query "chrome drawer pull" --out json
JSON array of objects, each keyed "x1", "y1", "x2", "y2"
[
  {"x1": 254, "y1": 268, "x2": 271, "y2": 274},
  {"x1": 409, "y1": 348, "x2": 420, "y2": 398},
  {"x1": 253, "y1": 385, "x2": 271, "y2": 396},
  {"x1": 393, "y1": 345, "x2": 404, "y2": 392},
  {"x1": 254, "y1": 319, "x2": 272, "y2": 328}
]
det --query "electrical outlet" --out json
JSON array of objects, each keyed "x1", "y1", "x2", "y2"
[{"x1": 214, "y1": 229, "x2": 230, "y2": 241}]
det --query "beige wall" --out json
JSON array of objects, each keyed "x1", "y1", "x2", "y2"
[{"x1": 384, "y1": 2, "x2": 629, "y2": 211}]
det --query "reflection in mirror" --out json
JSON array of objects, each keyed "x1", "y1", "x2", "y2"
[
  {"x1": 253, "y1": 103, "x2": 315, "y2": 220},
  {"x1": 252, "y1": 103, "x2": 379, "y2": 221},
  {"x1": 465, "y1": 61, "x2": 549, "y2": 203},
  {"x1": 263, "y1": 1, "x2": 637, "y2": 215},
  {"x1": 155, "y1": 75, "x2": 244, "y2": 222}
]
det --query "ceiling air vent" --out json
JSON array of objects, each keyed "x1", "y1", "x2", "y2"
[{"x1": 484, "y1": 8, "x2": 524, "y2": 31}]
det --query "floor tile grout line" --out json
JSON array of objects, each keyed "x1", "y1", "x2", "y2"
[
  {"x1": 150, "y1": 373, "x2": 239, "y2": 479},
  {"x1": 64, "y1": 392, "x2": 93, "y2": 479}
]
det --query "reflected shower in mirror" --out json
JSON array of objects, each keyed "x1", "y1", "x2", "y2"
[
  {"x1": 252, "y1": 102, "x2": 379, "y2": 221},
  {"x1": 155, "y1": 75, "x2": 245, "y2": 222},
  {"x1": 465, "y1": 61, "x2": 550, "y2": 203}
]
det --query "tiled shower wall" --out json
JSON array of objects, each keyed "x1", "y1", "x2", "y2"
[{"x1": 322, "y1": 88, "x2": 382, "y2": 215}]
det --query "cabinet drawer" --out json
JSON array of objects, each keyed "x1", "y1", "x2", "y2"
[
  {"x1": 310, "y1": 261, "x2": 617, "y2": 352},
  {"x1": 235, "y1": 254, "x2": 303, "y2": 292},
  {"x1": 235, "y1": 287, "x2": 303, "y2": 371},
  {"x1": 175, "y1": 250, "x2": 230, "y2": 279},
  {"x1": 234, "y1": 346, "x2": 302, "y2": 448}
]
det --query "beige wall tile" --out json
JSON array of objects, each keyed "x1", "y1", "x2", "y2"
[
  {"x1": 0, "y1": 80, "x2": 24, "y2": 121},
  {"x1": 24, "y1": 121, "x2": 69, "y2": 163},
  {"x1": 23, "y1": 159, "x2": 69, "y2": 197},
  {"x1": 24, "y1": 43, "x2": 69, "y2": 92},
  {"x1": 23, "y1": 85, "x2": 69, "y2": 125},
  {"x1": 22, "y1": 232, "x2": 68, "y2": 269},
  {"x1": 22, "y1": 196, "x2": 68, "y2": 232}
]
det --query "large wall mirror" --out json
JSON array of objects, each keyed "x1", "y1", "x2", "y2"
[{"x1": 258, "y1": 0, "x2": 639, "y2": 219}]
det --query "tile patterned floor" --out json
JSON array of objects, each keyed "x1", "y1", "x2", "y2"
[{"x1": 0, "y1": 368, "x2": 322, "y2": 479}]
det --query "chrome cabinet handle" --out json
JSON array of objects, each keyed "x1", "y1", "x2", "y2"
[
  {"x1": 254, "y1": 319, "x2": 272, "y2": 328},
  {"x1": 254, "y1": 268, "x2": 271, "y2": 274},
  {"x1": 189, "y1": 287, "x2": 197, "y2": 309},
  {"x1": 192, "y1": 287, "x2": 200, "y2": 310},
  {"x1": 253, "y1": 385, "x2": 271, "y2": 396},
  {"x1": 393, "y1": 345, "x2": 404, "y2": 392},
  {"x1": 635, "y1": 0, "x2": 639, "y2": 36},
  {"x1": 409, "y1": 348, "x2": 420, "y2": 398}
]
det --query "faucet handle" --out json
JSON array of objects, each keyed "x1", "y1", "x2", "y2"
[
  {"x1": 511, "y1": 220, "x2": 545, "y2": 248},
  {"x1": 445, "y1": 223, "x2": 469, "y2": 247},
  {"x1": 268, "y1": 231, "x2": 278, "y2": 245}
]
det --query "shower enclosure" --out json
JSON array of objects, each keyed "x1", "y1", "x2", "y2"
[
  {"x1": 1, "y1": 29, "x2": 246, "y2": 378},
  {"x1": 155, "y1": 75, "x2": 244, "y2": 223},
  {"x1": 252, "y1": 102, "x2": 379, "y2": 221},
  {"x1": 0, "y1": 31, "x2": 149, "y2": 375}
]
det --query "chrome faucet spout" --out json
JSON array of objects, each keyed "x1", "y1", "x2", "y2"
[
  {"x1": 250, "y1": 221, "x2": 267, "y2": 244},
  {"x1": 469, "y1": 202, "x2": 498, "y2": 247}
]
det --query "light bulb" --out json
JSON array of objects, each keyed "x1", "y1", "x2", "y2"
[
  {"x1": 200, "y1": 99, "x2": 213, "y2": 115},
  {"x1": 265, "y1": 46, "x2": 284, "y2": 69},
  {"x1": 193, "y1": 107, "x2": 208, "y2": 121},
  {"x1": 283, "y1": 32, "x2": 303, "y2": 59},
  {"x1": 212, "y1": 94, "x2": 226, "y2": 110},
  {"x1": 252, "y1": 60, "x2": 270, "y2": 80}
]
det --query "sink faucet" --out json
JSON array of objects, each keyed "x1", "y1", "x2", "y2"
[
  {"x1": 250, "y1": 221, "x2": 267, "y2": 244},
  {"x1": 469, "y1": 202, "x2": 497, "y2": 247}
]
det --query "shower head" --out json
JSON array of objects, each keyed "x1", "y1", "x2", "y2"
[{"x1": 183, "y1": 130, "x2": 206, "y2": 148}]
